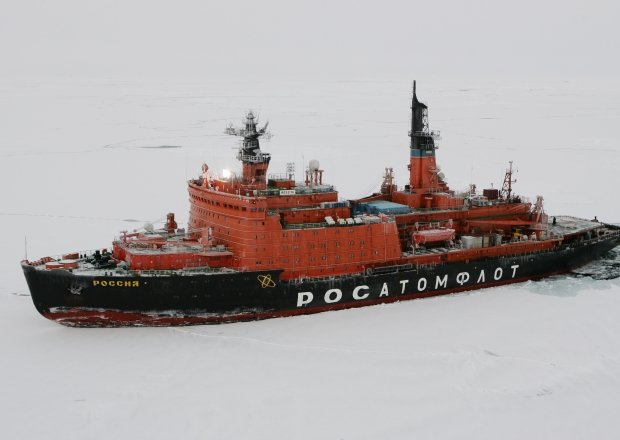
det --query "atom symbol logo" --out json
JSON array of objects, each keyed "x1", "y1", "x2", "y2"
[{"x1": 257, "y1": 274, "x2": 276, "y2": 288}]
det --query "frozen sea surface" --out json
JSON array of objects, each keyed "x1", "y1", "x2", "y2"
[{"x1": 1, "y1": 76, "x2": 620, "y2": 439}]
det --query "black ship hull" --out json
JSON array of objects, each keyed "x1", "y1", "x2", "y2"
[{"x1": 22, "y1": 236, "x2": 620, "y2": 327}]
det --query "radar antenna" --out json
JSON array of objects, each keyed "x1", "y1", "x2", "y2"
[
  {"x1": 225, "y1": 111, "x2": 273, "y2": 186},
  {"x1": 225, "y1": 114, "x2": 272, "y2": 139}
]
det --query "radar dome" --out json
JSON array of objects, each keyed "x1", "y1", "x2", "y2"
[{"x1": 308, "y1": 159, "x2": 320, "y2": 171}]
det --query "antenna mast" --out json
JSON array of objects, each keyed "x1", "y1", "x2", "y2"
[{"x1": 501, "y1": 161, "x2": 517, "y2": 200}]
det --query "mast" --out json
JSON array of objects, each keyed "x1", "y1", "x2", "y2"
[
  {"x1": 408, "y1": 81, "x2": 441, "y2": 191},
  {"x1": 501, "y1": 161, "x2": 516, "y2": 200},
  {"x1": 233, "y1": 111, "x2": 272, "y2": 188},
  {"x1": 410, "y1": 80, "x2": 432, "y2": 149}
]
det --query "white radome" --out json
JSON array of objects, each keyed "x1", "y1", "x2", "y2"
[{"x1": 308, "y1": 159, "x2": 320, "y2": 171}]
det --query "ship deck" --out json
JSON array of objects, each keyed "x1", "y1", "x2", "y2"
[{"x1": 548, "y1": 216, "x2": 603, "y2": 237}]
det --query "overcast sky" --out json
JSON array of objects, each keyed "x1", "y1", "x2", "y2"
[{"x1": 1, "y1": 0, "x2": 619, "y2": 78}]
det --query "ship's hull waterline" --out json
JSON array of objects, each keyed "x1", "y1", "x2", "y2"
[{"x1": 23, "y1": 235, "x2": 620, "y2": 327}]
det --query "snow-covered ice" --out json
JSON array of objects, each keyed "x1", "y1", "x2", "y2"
[{"x1": 1, "y1": 77, "x2": 620, "y2": 439}]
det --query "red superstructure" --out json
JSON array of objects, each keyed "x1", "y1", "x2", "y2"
[{"x1": 111, "y1": 82, "x2": 550, "y2": 280}]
